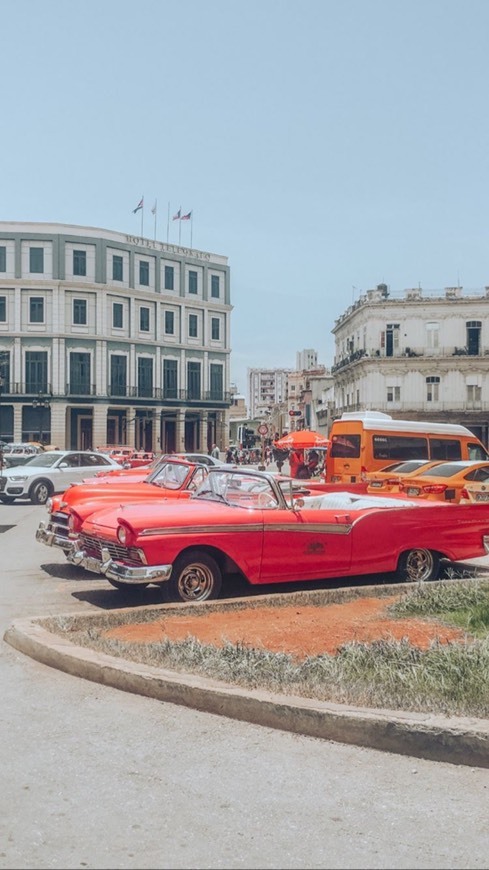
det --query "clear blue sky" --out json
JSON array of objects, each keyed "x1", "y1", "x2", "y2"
[{"x1": 3, "y1": 0, "x2": 489, "y2": 395}]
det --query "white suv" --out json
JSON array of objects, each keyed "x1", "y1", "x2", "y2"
[{"x1": 0, "y1": 450, "x2": 123, "y2": 505}]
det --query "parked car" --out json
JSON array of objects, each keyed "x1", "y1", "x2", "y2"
[
  {"x1": 122, "y1": 450, "x2": 156, "y2": 469},
  {"x1": 397, "y1": 460, "x2": 489, "y2": 503},
  {"x1": 459, "y1": 482, "x2": 489, "y2": 504},
  {"x1": 366, "y1": 460, "x2": 443, "y2": 493},
  {"x1": 66, "y1": 466, "x2": 489, "y2": 602},
  {"x1": 162, "y1": 452, "x2": 226, "y2": 468},
  {"x1": 36, "y1": 458, "x2": 210, "y2": 552},
  {"x1": 1, "y1": 443, "x2": 45, "y2": 468},
  {"x1": 0, "y1": 450, "x2": 123, "y2": 505}
]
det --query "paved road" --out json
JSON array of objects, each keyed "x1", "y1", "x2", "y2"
[{"x1": 1, "y1": 500, "x2": 489, "y2": 870}]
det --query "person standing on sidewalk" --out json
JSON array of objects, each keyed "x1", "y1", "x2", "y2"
[{"x1": 210, "y1": 443, "x2": 220, "y2": 459}]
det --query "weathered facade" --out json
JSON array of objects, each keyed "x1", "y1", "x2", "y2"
[{"x1": 331, "y1": 283, "x2": 489, "y2": 446}]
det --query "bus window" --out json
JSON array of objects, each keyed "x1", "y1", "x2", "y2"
[
  {"x1": 372, "y1": 435, "x2": 428, "y2": 461},
  {"x1": 468, "y1": 442, "x2": 489, "y2": 461},
  {"x1": 429, "y1": 438, "x2": 461, "y2": 460},
  {"x1": 330, "y1": 434, "x2": 361, "y2": 458}
]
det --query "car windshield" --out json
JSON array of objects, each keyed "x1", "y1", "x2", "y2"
[
  {"x1": 147, "y1": 461, "x2": 191, "y2": 490},
  {"x1": 192, "y1": 469, "x2": 281, "y2": 508}
]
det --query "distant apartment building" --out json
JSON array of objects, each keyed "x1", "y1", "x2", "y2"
[
  {"x1": 0, "y1": 222, "x2": 232, "y2": 451},
  {"x1": 296, "y1": 348, "x2": 318, "y2": 370},
  {"x1": 331, "y1": 282, "x2": 489, "y2": 446},
  {"x1": 247, "y1": 367, "x2": 291, "y2": 419}
]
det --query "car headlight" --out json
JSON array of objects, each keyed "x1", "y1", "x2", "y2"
[
  {"x1": 68, "y1": 512, "x2": 83, "y2": 534},
  {"x1": 9, "y1": 475, "x2": 27, "y2": 482},
  {"x1": 117, "y1": 524, "x2": 128, "y2": 545}
]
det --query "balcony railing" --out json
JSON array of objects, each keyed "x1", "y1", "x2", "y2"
[
  {"x1": 332, "y1": 346, "x2": 489, "y2": 373},
  {"x1": 335, "y1": 401, "x2": 488, "y2": 415},
  {"x1": 0, "y1": 384, "x2": 232, "y2": 406}
]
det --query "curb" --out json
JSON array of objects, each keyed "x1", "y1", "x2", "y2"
[{"x1": 4, "y1": 613, "x2": 489, "y2": 769}]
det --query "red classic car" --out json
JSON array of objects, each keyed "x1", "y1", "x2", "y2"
[
  {"x1": 35, "y1": 458, "x2": 210, "y2": 553},
  {"x1": 66, "y1": 466, "x2": 489, "y2": 603}
]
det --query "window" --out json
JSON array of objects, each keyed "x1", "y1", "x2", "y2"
[
  {"x1": 73, "y1": 250, "x2": 86, "y2": 276},
  {"x1": 139, "y1": 307, "x2": 150, "y2": 332},
  {"x1": 467, "y1": 384, "x2": 482, "y2": 403},
  {"x1": 426, "y1": 376, "x2": 440, "y2": 402},
  {"x1": 73, "y1": 298, "x2": 87, "y2": 325},
  {"x1": 385, "y1": 323, "x2": 400, "y2": 357},
  {"x1": 112, "y1": 255, "x2": 123, "y2": 281},
  {"x1": 211, "y1": 317, "x2": 220, "y2": 340},
  {"x1": 164, "y1": 310, "x2": 174, "y2": 334},
  {"x1": 164, "y1": 265, "x2": 174, "y2": 290},
  {"x1": 113, "y1": 302, "x2": 123, "y2": 328},
  {"x1": 70, "y1": 352, "x2": 91, "y2": 394},
  {"x1": 139, "y1": 261, "x2": 149, "y2": 286},
  {"x1": 188, "y1": 314, "x2": 198, "y2": 338},
  {"x1": 426, "y1": 322, "x2": 439, "y2": 349},
  {"x1": 137, "y1": 357, "x2": 153, "y2": 397},
  {"x1": 29, "y1": 247, "x2": 44, "y2": 273},
  {"x1": 209, "y1": 364, "x2": 223, "y2": 400},
  {"x1": 211, "y1": 275, "x2": 220, "y2": 298},
  {"x1": 187, "y1": 361, "x2": 201, "y2": 399},
  {"x1": 188, "y1": 270, "x2": 198, "y2": 294},
  {"x1": 387, "y1": 385, "x2": 400, "y2": 402},
  {"x1": 110, "y1": 355, "x2": 127, "y2": 396},
  {"x1": 371, "y1": 435, "x2": 428, "y2": 461},
  {"x1": 29, "y1": 297, "x2": 44, "y2": 323},
  {"x1": 0, "y1": 246, "x2": 6, "y2": 272},
  {"x1": 25, "y1": 351, "x2": 48, "y2": 393},
  {"x1": 0, "y1": 297, "x2": 5, "y2": 321},
  {"x1": 163, "y1": 359, "x2": 178, "y2": 398}
]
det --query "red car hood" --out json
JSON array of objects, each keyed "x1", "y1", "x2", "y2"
[{"x1": 82, "y1": 498, "x2": 256, "y2": 537}]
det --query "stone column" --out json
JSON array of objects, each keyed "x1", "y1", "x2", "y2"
[
  {"x1": 199, "y1": 412, "x2": 208, "y2": 453},
  {"x1": 176, "y1": 408, "x2": 186, "y2": 452},
  {"x1": 92, "y1": 403, "x2": 108, "y2": 450}
]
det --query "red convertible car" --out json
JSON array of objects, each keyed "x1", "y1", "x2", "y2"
[
  {"x1": 36, "y1": 458, "x2": 210, "y2": 553},
  {"x1": 66, "y1": 466, "x2": 489, "y2": 603}
]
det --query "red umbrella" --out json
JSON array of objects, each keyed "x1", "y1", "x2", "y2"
[{"x1": 274, "y1": 429, "x2": 330, "y2": 450}]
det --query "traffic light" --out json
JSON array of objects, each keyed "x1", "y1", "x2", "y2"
[{"x1": 289, "y1": 410, "x2": 301, "y2": 417}]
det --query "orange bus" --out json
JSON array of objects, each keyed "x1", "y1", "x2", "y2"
[{"x1": 325, "y1": 411, "x2": 488, "y2": 484}]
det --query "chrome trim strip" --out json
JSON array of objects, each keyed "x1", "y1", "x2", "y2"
[{"x1": 138, "y1": 522, "x2": 352, "y2": 536}]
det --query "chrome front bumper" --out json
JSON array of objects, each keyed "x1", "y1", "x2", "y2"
[
  {"x1": 36, "y1": 521, "x2": 71, "y2": 551},
  {"x1": 67, "y1": 544, "x2": 173, "y2": 586}
]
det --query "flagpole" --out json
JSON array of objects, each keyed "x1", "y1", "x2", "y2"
[
  {"x1": 140, "y1": 195, "x2": 144, "y2": 237},
  {"x1": 153, "y1": 199, "x2": 157, "y2": 241},
  {"x1": 178, "y1": 206, "x2": 182, "y2": 245},
  {"x1": 166, "y1": 202, "x2": 170, "y2": 243},
  {"x1": 190, "y1": 212, "x2": 193, "y2": 248}
]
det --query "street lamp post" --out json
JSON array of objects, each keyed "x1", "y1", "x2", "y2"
[{"x1": 32, "y1": 392, "x2": 51, "y2": 445}]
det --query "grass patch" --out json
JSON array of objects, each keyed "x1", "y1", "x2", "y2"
[{"x1": 43, "y1": 579, "x2": 489, "y2": 719}]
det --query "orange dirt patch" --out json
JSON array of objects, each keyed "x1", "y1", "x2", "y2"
[{"x1": 105, "y1": 595, "x2": 467, "y2": 659}]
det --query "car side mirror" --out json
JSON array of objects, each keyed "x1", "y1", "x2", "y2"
[{"x1": 58, "y1": 461, "x2": 69, "y2": 468}]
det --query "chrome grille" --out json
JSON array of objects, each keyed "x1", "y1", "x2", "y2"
[{"x1": 79, "y1": 533, "x2": 143, "y2": 566}]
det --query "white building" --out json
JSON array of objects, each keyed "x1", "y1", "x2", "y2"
[
  {"x1": 247, "y1": 367, "x2": 291, "y2": 420},
  {"x1": 296, "y1": 348, "x2": 318, "y2": 370},
  {"x1": 331, "y1": 283, "x2": 489, "y2": 446},
  {"x1": 0, "y1": 222, "x2": 232, "y2": 451}
]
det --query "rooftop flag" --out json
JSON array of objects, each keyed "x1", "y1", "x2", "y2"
[
  {"x1": 133, "y1": 197, "x2": 144, "y2": 213},
  {"x1": 172, "y1": 207, "x2": 181, "y2": 220},
  {"x1": 181, "y1": 211, "x2": 192, "y2": 221},
  {"x1": 151, "y1": 200, "x2": 157, "y2": 215}
]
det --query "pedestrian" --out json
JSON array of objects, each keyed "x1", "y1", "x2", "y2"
[
  {"x1": 211, "y1": 443, "x2": 220, "y2": 459},
  {"x1": 289, "y1": 448, "x2": 307, "y2": 478}
]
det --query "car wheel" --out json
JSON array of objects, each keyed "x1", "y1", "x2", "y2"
[
  {"x1": 168, "y1": 550, "x2": 222, "y2": 603},
  {"x1": 29, "y1": 480, "x2": 53, "y2": 505},
  {"x1": 108, "y1": 579, "x2": 149, "y2": 591},
  {"x1": 397, "y1": 548, "x2": 440, "y2": 582},
  {"x1": 0, "y1": 496, "x2": 15, "y2": 504}
]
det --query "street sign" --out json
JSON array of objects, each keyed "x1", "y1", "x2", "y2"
[{"x1": 257, "y1": 423, "x2": 269, "y2": 436}]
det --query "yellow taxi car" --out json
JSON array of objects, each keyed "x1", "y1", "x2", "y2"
[
  {"x1": 397, "y1": 460, "x2": 489, "y2": 503},
  {"x1": 366, "y1": 459, "x2": 443, "y2": 494}
]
